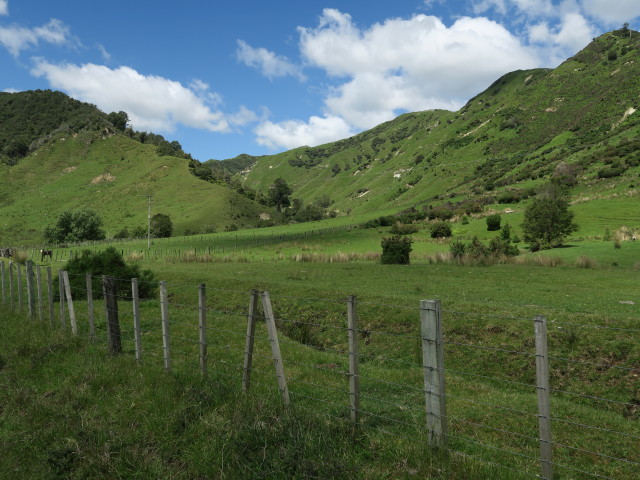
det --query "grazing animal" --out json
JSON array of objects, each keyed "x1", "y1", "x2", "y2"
[{"x1": 40, "y1": 249, "x2": 53, "y2": 261}]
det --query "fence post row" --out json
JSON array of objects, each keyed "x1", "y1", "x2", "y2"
[
  {"x1": 159, "y1": 280, "x2": 171, "y2": 371},
  {"x1": 198, "y1": 283, "x2": 207, "y2": 375},
  {"x1": 261, "y1": 291, "x2": 290, "y2": 405},
  {"x1": 534, "y1": 315, "x2": 554, "y2": 480},
  {"x1": 102, "y1": 276, "x2": 122, "y2": 354},
  {"x1": 16, "y1": 262, "x2": 22, "y2": 309},
  {"x1": 1, "y1": 261, "x2": 5, "y2": 304},
  {"x1": 86, "y1": 273, "x2": 95, "y2": 338},
  {"x1": 420, "y1": 299, "x2": 448, "y2": 449},
  {"x1": 347, "y1": 295, "x2": 361, "y2": 424},
  {"x1": 58, "y1": 270, "x2": 65, "y2": 329},
  {"x1": 242, "y1": 289, "x2": 260, "y2": 392},
  {"x1": 46, "y1": 267, "x2": 54, "y2": 326},
  {"x1": 36, "y1": 265, "x2": 43, "y2": 322},
  {"x1": 25, "y1": 261, "x2": 35, "y2": 319}
]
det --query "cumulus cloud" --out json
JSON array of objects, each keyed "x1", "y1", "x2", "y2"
[
  {"x1": 529, "y1": 11, "x2": 597, "y2": 57},
  {"x1": 255, "y1": 115, "x2": 354, "y2": 150},
  {"x1": 581, "y1": 0, "x2": 640, "y2": 25},
  {"x1": 299, "y1": 10, "x2": 538, "y2": 127},
  {"x1": 0, "y1": 18, "x2": 74, "y2": 56},
  {"x1": 29, "y1": 59, "x2": 258, "y2": 134},
  {"x1": 0, "y1": 0, "x2": 8, "y2": 16},
  {"x1": 236, "y1": 39, "x2": 305, "y2": 80}
]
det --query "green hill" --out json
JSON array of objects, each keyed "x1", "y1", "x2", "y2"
[{"x1": 237, "y1": 29, "x2": 640, "y2": 217}]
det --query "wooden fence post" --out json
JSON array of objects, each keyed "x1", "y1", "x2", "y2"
[
  {"x1": 86, "y1": 273, "x2": 95, "y2": 338},
  {"x1": 46, "y1": 267, "x2": 54, "y2": 326},
  {"x1": 58, "y1": 270, "x2": 66, "y2": 328},
  {"x1": 132, "y1": 278, "x2": 142, "y2": 363},
  {"x1": 347, "y1": 295, "x2": 361, "y2": 423},
  {"x1": 102, "y1": 276, "x2": 122, "y2": 354},
  {"x1": 160, "y1": 281, "x2": 171, "y2": 371},
  {"x1": 62, "y1": 271, "x2": 77, "y2": 335},
  {"x1": 242, "y1": 289, "x2": 260, "y2": 392},
  {"x1": 36, "y1": 265, "x2": 43, "y2": 322},
  {"x1": 25, "y1": 261, "x2": 36, "y2": 318},
  {"x1": 420, "y1": 299, "x2": 447, "y2": 449},
  {"x1": 534, "y1": 315, "x2": 554, "y2": 480},
  {"x1": 16, "y1": 262, "x2": 22, "y2": 309},
  {"x1": 9, "y1": 262, "x2": 14, "y2": 309},
  {"x1": 1, "y1": 261, "x2": 5, "y2": 304},
  {"x1": 198, "y1": 283, "x2": 207, "y2": 374},
  {"x1": 261, "y1": 291, "x2": 290, "y2": 405}
]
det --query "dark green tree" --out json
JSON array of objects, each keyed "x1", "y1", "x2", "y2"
[
  {"x1": 150, "y1": 213, "x2": 173, "y2": 238},
  {"x1": 521, "y1": 184, "x2": 578, "y2": 251},
  {"x1": 268, "y1": 178, "x2": 293, "y2": 212},
  {"x1": 486, "y1": 214, "x2": 501, "y2": 231},
  {"x1": 43, "y1": 209, "x2": 106, "y2": 244},
  {"x1": 381, "y1": 235, "x2": 413, "y2": 265},
  {"x1": 107, "y1": 111, "x2": 129, "y2": 131}
]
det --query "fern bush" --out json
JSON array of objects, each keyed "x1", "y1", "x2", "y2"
[{"x1": 381, "y1": 235, "x2": 413, "y2": 265}]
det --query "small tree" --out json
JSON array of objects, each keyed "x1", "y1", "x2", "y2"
[
  {"x1": 522, "y1": 184, "x2": 578, "y2": 251},
  {"x1": 381, "y1": 235, "x2": 413, "y2": 265},
  {"x1": 43, "y1": 209, "x2": 106, "y2": 244},
  {"x1": 268, "y1": 178, "x2": 293, "y2": 212},
  {"x1": 150, "y1": 213, "x2": 173, "y2": 238},
  {"x1": 486, "y1": 214, "x2": 501, "y2": 231},
  {"x1": 430, "y1": 221, "x2": 452, "y2": 238}
]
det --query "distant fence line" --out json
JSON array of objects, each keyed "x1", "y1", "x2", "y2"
[
  {"x1": 1, "y1": 259, "x2": 638, "y2": 480},
  {"x1": 13, "y1": 223, "x2": 357, "y2": 260}
]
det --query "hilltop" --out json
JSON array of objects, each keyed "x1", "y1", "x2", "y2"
[{"x1": 237, "y1": 29, "x2": 640, "y2": 217}]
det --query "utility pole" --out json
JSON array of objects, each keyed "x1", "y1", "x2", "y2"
[{"x1": 147, "y1": 195, "x2": 152, "y2": 250}]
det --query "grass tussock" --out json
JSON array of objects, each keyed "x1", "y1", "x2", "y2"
[
  {"x1": 168, "y1": 250, "x2": 250, "y2": 263},
  {"x1": 291, "y1": 251, "x2": 380, "y2": 263},
  {"x1": 575, "y1": 255, "x2": 598, "y2": 268},
  {"x1": 11, "y1": 250, "x2": 29, "y2": 264},
  {"x1": 125, "y1": 251, "x2": 144, "y2": 262}
]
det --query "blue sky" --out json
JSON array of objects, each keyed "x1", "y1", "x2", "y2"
[{"x1": 1, "y1": 0, "x2": 639, "y2": 161}]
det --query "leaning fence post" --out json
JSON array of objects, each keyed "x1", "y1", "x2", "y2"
[
  {"x1": 46, "y1": 267, "x2": 54, "y2": 326},
  {"x1": 261, "y1": 291, "x2": 290, "y2": 405},
  {"x1": 198, "y1": 283, "x2": 207, "y2": 374},
  {"x1": 242, "y1": 289, "x2": 260, "y2": 392},
  {"x1": 534, "y1": 314, "x2": 553, "y2": 480},
  {"x1": 102, "y1": 276, "x2": 122, "y2": 354},
  {"x1": 160, "y1": 280, "x2": 171, "y2": 371},
  {"x1": 420, "y1": 299, "x2": 447, "y2": 449},
  {"x1": 62, "y1": 271, "x2": 77, "y2": 335},
  {"x1": 132, "y1": 278, "x2": 142, "y2": 363},
  {"x1": 25, "y1": 261, "x2": 35, "y2": 319},
  {"x1": 347, "y1": 295, "x2": 361, "y2": 423}
]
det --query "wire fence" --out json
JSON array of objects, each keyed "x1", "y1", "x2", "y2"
[{"x1": 1, "y1": 259, "x2": 638, "y2": 480}]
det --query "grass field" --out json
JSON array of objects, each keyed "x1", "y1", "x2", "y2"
[{"x1": 1, "y1": 220, "x2": 638, "y2": 479}]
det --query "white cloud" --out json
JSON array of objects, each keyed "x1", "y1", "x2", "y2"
[
  {"x1": 0, "y1": 0, "x2": 8, "y2": 16},
  {"x1": 298, "y1": 9, "x2": 538, "y2": 131},
  {"x1": 255, "y1": 115, "x2": 354, "y2": 150},
  {"x1": 581, "y1": 0, "x2": 640, "y2": 25},
  {"x1": 0, "y1": 18, "x2": 74, "y2": 56},
  {"x1": 236, "y1": 39, "x2": 305, "y2": 80},
  {"x1": 529, "y1": 12, "x2": 596, "y2": 54},
  {"x1": 3, "y1": 87, "x2": 19, "y2": 93},
  {"x1": 30, "y1": 59, "x2": 253, "y2": 134}
]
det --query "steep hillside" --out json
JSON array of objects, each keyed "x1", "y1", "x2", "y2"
[
  {"x1": 238, "y1": 29, "x2": 640, "y2": 215},
  {"x1": 0, "y1": 131, "x2": 274, "y2": 244}
]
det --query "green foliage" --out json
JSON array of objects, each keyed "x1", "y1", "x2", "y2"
[
  {"x1": 56, "y1": 247, "x2": 156, "y2": 300},
  {"x1": 43, "y1": 209, "x2": 106, "y2": 244},
  {"x1": 450, "y1": 239, "x2": 466, "y2": 258},
  {"x1": 522, "y1": 184, "x2": 578, "y2": 250},
  {"x1": 380, "y1": 235, "x2": 413, "y2": 264},
  {"x1": 430, "y1": 221, "x2": 452, "y2": 238},
  {"x1": 390, "y1": 222, "x2": 419, "y2": 235},
  {"x1": 150, "y1": 213, "x2": 173, "y2": 238},
  {"x1": 486, "y1": 214, "x2": 502, "y2": 231},
  {"x1": 268, "y1": 178, "x2": 293, "y2": 212}
]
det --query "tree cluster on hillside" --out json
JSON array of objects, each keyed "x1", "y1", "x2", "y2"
[{"x1": 43, "y1": 209, "x2": 106, "y2": 244}]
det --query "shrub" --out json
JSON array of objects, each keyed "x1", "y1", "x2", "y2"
[
  {"x1": 449, "y1": 239, "x2": 466, "y2": 259},
  {"x1": 150, "y1": 213, "x2": 173, "y2": 238},
  {"x1": 390, "y1": 222, "x2": 419, "y2": 235},
  {"x1": 467, "y1": 236, "x2": 489, "y2": 259},
  {"x1": 486, "y1": 214, "x2": 501, "y2": 231},
  {"x1": 461, "y1": 215, "x2": 469, "y2": 225},
  {"x1": 43, "y1": 209, "x2": 106, "y2": 244},
  {"x1": 430, "y1": 221, "x2": 452, "y2": 238},
  {"x1": 381, "y1": 235, "x2": 413, "y2": 265},
  {"x1": 56, "y1": 247, "x2": 157, "y2": 300}
]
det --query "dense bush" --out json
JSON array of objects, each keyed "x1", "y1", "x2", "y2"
[
  {"x1": 390, "y1": 222, "x2": 419, "y2": 235},
  {"x1": 43, "y1": 209, "x2": 106, "y2": 244},
  {"x1": 381, "y1": 235, "x2": 413, "y2": 265},
  {"x1": 430, "y1": 222, "x2": 452, "y2": 238},
  {"x1": 56, "y1": 247, "x2": 156, "y2": 300},
  {"x1": 486, "y1": 214, "x2": 502, "y2": 231},
  {"x1": 150, "y1": 214, "x2": 173, "y2": 238}
]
